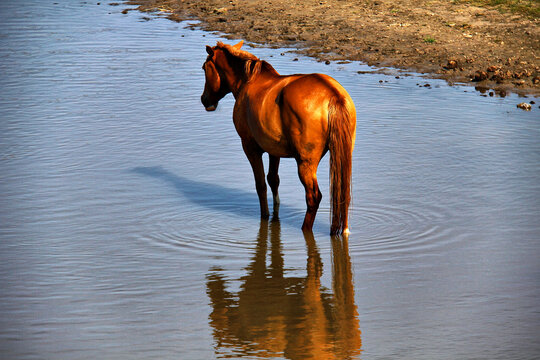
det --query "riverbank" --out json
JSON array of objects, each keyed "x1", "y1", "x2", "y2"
[{"x1": 125, "y1": 0, "x2": 539, "y2": 96}]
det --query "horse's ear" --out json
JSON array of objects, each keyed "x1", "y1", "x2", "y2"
[
  {"x1": 206, "y1": 45, "x2": 214, "y2": 56},
  {"x1": 233, "y1": 40, "x2": 244, "y2": 50}
]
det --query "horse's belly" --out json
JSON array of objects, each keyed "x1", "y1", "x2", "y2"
[
  {"x1": 258, "y1": 136, "x2": 293, "y2": 158},
  {"x1": 249, "y1": 118, "x2": 293, "y2": 157}
]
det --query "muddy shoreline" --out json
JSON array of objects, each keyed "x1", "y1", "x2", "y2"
[{"x1": 124, "y1": 0, "x2": 539, "y2": 97}]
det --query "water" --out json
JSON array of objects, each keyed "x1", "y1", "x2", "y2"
[{"x1": 1, "y1": 1, "x2": 539, "y2": 359}]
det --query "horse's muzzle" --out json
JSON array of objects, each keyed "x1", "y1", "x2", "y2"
[{"x1": 201, "y1": 94, "x2": 218, "y2": 111}]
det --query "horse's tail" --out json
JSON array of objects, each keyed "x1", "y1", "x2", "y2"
[{"x1": 328, "y1": 96, "x2": 356, "y2": 235}]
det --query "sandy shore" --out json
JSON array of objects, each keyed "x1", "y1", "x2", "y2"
[{"x1": 125, "y1": 0, "x2": 539, "y2": 96}]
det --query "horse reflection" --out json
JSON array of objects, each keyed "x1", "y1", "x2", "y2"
[{"x1": 206, "y1": 219, "x2": 361, "y2": 359}]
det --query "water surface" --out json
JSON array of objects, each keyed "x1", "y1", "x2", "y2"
[{"x1": 1, "y1": 1, "x2": 539, "y2": 359}]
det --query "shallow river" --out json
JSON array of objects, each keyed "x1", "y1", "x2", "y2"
[{"x1": 1, "y1": 1, "x2": 539, "y2": 359}]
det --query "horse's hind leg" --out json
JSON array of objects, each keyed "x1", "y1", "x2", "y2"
[
  {"x1": 297, "y1": 160, "x2": 322, "y2": 232},
  {"x1": 267, "y1": 155, "x2": 280, "y2": 216},
  {"x1": 243, "y1": 141, "x2": 270, "y2": 219}
]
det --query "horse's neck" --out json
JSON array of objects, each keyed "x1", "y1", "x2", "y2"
[
  {"x1": 227, "y1": 59, "x2": 279, "y2": 98},
  {"x1": 222, "y1": 62, "x2": 245, "y2": 98}
]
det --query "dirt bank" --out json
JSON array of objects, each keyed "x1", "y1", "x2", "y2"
[{"x1": 125, "y1": 0, "x2": 539, "y2": 96}]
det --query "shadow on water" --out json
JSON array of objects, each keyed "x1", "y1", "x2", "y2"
[
  {"x1": 132, "y1": 166, "x2": 263, "y2": 216},
  {"x1": 206, "y1": 218, "x2": 361, "y2": 359},
  {"x1": 131, "y1": 166, "x2": 325, "y2": 230}
]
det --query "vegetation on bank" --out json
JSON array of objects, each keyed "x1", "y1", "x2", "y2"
[{"x1": 453, "y1": 0, "x2": 540, "y2": 18}]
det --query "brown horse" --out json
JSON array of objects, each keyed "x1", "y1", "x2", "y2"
[{"x1": 201, "y1": 41, "x2": 356, "y2": 235}]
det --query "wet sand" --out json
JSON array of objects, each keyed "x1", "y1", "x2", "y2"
[{"x1": 126, "y1": 0, "x2": 539, "y2": 96}]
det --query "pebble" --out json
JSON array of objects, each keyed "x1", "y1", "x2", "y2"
[
  {"x1": 213, "y1": 7, "x2": 228, "y2": 14},
  {"x1": 473, "y1": 71, "x2": 487, "y2": 81},
  {"x1": 517, "y1": 102, "x2": 532, "y2": 111},
  {"x1": 445, "y1": 59, "x2": 458, "y2": 69}
]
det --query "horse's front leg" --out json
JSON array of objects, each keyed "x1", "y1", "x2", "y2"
[
  {"x1": 242, "y1": 141, "x2": 270, "y2": 219},
  {"x1": 267, "y1": 155, "x2": 280, "y2": 216}
]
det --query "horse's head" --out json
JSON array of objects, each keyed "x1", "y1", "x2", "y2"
[{"x1": 201, "y1": 41, "x2": 244, "y2": 111}]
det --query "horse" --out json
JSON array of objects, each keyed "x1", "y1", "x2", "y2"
[{"x1": 201, "y1": 41, "x2": 356, "y2": 235}]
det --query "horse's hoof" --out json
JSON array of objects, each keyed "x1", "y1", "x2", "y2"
[{"x1": 330, "y1": 226, "x2": 349, "y2": 236}]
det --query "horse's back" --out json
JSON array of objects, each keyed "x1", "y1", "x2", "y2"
[
  {"x1": 281, "y1": 73, "x2": 354, "y2": 122},
  {"x1": 283, "y1": 73, "x2": 351, "y2": 101}
]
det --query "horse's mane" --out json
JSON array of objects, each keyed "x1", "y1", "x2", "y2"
[
  {"x1": 216, "y1": 41, "x2": 279, "y2": 80},
  {"x1": 216, "y1": 41, "x2": 258, "y2": 61}
]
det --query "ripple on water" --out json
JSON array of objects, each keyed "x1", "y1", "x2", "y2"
[
  {"x1": 138, "y1": 200, "x2": 264, "y2": 257},
  {"x1": 348, "y1": 200, "x2": 462, "y2": 258},
  {"x1": 141, "y1": 197, "x2": 462, "y2": 260}
]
